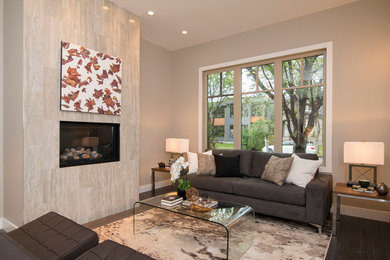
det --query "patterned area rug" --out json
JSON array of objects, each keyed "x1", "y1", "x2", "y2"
[{"x1": 94, "y1": 209, "x2": 330, "y2": 260}]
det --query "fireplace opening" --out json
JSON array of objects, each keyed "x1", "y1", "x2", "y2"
[{"x1": 60, "y1": 121, "x2": 120, "y2": 168}]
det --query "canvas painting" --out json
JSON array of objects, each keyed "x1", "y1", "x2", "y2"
[{"x1": 61, "y1": 41, "x2": 122, "y2": 115}]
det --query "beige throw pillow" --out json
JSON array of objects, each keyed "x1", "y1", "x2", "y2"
[
  {"x1": 261, "y1": 156, "x2": 294, "y2": 186},
  {"x1": 197, "y1": 153, "x2": 216, "y2": 176}
]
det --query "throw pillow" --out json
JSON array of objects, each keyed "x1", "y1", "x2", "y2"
[
  {"x1": 203, "y1": 150, "x2": 213, "y2": 155},
  {"x1": 285, "y1": 154, "x2": 322, "y2": 188},
  {"x1": 261, "y1": 156, "x2": 294, "y2": 186},
  {"x1": 214, "y1": 154, "x2": 242, "y2": 178},
  {"x1": 197, "y1": 153, "x2": 216, "y2": 176},
  {"x1": 186, "y1": 152, "x2": 198, "y2": 174}
]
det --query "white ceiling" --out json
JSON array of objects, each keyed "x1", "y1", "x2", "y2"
[{"x1": 110, "y1": 0, "x2": 358, "y2": 51}]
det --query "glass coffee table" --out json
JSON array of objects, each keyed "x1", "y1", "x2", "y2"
[{"x1": 133, "y1": 193, "x2": 254, "y2": 260}]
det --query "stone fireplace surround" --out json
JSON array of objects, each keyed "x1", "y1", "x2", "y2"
[{"x1": 3, "y1": 0, "x2": 140, "y2": 226}]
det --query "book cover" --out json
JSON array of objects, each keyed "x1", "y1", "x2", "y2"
[{"x1": 161, "y1": 195, "x2": 183, "y2": 204}]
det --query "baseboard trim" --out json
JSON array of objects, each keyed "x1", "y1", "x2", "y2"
[
  {"x1": 139, "y1": 179, "x2": 171, "y2": 193},
  {"x1": 0, "y1": 217, "x2": 18, "y2": 231},
  {"x1": 340, "y1": 205, "x2": 390, "y2": 222}
]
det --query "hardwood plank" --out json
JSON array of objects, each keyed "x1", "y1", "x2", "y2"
[{"x1": 327, "y1": 215, "x2": 390, "y2": 260}]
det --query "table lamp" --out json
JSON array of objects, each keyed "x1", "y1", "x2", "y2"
[
  {"x1": 344, "y1": 142, "x2": 384, "y2": 187},
  {"x1": 165, "y1": 138, "x2": 189, "y2": 163}
]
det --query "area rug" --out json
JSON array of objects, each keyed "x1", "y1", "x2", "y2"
[{"x1": 94, "y1": 208, "x2": 330, "y2": 260}]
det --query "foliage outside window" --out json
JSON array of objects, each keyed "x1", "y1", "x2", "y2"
[
  {"x1": 204, "y1": 50, "x2": 326, "y2": 160},
  {"x1": 282, "y1": 55, "x2": 324, "y2": 156},
  {"x1": 207, "y1": 71, "x2": 234, "y2": 149},
  {"x1": 241, "y1": 64, "x2": 275, "y2": 151}
]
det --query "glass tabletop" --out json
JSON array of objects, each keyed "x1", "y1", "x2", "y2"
[
  {"x1": 133, "y1": 192, "x2": 254, "y2": 260},
  {"x1": 136, "y1": 193, "x2": 253, "y2": 228}
]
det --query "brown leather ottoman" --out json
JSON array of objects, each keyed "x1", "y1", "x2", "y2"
[
  {"x1": 77, "y1": 240, "x2": 155, "y2": 260},
  {"x1": 0, "y1": 230, "x2": 37, "y2": 260},
  {"x1": 7, "y1": 211, "x2": 99, "y2": 260}
]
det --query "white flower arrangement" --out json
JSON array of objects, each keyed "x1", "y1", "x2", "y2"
[
  {"x1": 170, "y1": 156, "x2": 191, "y2": 192},
  {"x1": 170, "y1": 156, "x2": 189, "y2": 182}
]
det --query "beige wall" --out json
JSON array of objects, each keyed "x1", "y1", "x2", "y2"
[
  {"x1": 3, "y1": 0, "x2": 24, "y2": 226},
  {"x1": 0, "y1": 0, "x2": 4, "y2": 218},
  {"x1": 3, "y1": 0, "x2": 140, "y2": 226},
  {"x1": 171, "y1": 0, "x2": 390, "y2": 213},
  {"x1": 139, "y1": 39, "x2": 174, "y2": 189}
]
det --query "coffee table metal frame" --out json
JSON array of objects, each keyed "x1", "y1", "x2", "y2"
[{"x1": 133, "y1": 193, "x2": 255, "y2": 260}]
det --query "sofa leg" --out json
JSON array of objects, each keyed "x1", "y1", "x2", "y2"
[{"x1": 310, "y1": 223, "x2": 322, "y2": 234}]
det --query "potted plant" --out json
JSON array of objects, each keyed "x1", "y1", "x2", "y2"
[{"x1": 170, "y1": 157, "x2": 190, "y2": 199}]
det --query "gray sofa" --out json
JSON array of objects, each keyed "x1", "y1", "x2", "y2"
[{"x1": 187, "y1": 150, "x2": 333, "y2": 233}]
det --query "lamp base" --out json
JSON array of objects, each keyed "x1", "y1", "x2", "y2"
[
  {"x1": 347, "y1": 181, "x2": 357, "y2": 187},
  {"x1": 349, "y1": 164, "x2": 377, "y2": 186}
]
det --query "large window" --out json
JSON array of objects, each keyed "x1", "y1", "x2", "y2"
[
  {"x1": 207, "y1": 71, "x2": 234, "y2": 149},
  {"x1": 203, "y1": 50, "x2": 326, "y2": 162},
  {"x1": 241, "y1": 63, "x2": 275, "y2": 151}
]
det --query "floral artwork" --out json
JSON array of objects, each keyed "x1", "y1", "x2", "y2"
[{"x1": 60, "y1": 41, "x2": 121, "y2": 115}]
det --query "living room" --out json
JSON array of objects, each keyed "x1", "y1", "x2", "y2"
[{"x1": 0, "y1": 0, "x2": 389, "y2": 259}]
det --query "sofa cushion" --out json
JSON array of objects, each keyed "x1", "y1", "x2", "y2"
[
  {"x1": 250, "y1": 152, "x2": 289, "y2": 178},
  {"x1": 77, "y1": 240, "x2": 154, "y2": 260},
  {"x1": 197, "y1": 153, "x2": 216, "y2": 175},
  {"x1": 213, "y1": 149, "x2": 253, "y2": 177},
  {"x1": 261, "y1": 156, "x2": 294, "y2": 185},
  {"x1": 214, "y1": 154, "x2": 242, "y2": 177},
  {"x1": 232, "y1": 178, "x2": 306, "y2": 206},
  {"x1": 187, "y1": 175, "x2": 242, "y2": 194},
  {"x1": 285, "y1": 154, "x2": 322, "y2": 188},
  {"x1": 8, "y1": 211, "x2": 99, "y2": 260},
  {"x1": 250, "y1": 152, "x2": 319, "y2": 178}
]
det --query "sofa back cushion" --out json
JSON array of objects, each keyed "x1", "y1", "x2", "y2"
[
  {"x1": 212, "y1": 149, "x2": 253, "y2": 177},
  {"x1": 197, "y1": 153, "x2": 216, "y2": 176},
  {"x1": 250, "y1": 152, "x2": 319, "y2": 178},
  {"x1": 214, "y1": 154, "x2": 242, "y2": 177},
  {"x1": 261, "y1": 156, "x2": 294, "y2": 185}
]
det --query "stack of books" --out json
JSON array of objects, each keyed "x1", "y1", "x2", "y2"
[
  {"x1": 203, "y1": 200, "x2": 218, "y2": 208},
  {"x1": 352, "y1": 185, "x2": 375, "y2": 194},
  {"x1": 161, "y1": 195, "x2": 183, "y2": 207}
]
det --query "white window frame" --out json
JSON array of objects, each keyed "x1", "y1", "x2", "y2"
[{"x1": 198, "y1": 42, "x2": 333, "y2": 173}]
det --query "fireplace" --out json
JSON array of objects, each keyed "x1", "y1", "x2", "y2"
[{"x1": 60, "y1": 121, "x2": 120, "y2": 168}]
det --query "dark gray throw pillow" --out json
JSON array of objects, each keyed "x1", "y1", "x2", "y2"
[{"x1": 214, "y1": 154, "x2": 242, "y2": 177}]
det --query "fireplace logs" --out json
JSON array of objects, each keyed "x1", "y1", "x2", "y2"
[{"x1": 60, "y1": 147, "x2": 102, "y2": 162}]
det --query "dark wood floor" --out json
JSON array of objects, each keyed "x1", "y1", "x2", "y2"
[
  {"x1": 326, "y1": 215, "x2": 390, "y2": 260},
  {"x1": 85, "y1": 186, "x2": 390, "y2": 259}
]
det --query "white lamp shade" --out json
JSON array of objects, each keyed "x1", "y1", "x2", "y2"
[
  {"x1": 165, "y1": 138, "x2": 189, "y2": 154},
  {"x1": 344, "y1": 142, "x2": 384, "y2": 165}
]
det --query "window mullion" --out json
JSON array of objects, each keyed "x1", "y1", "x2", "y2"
[
  {"x1": 273, "y1": 59, "x2": 283, "y2": 153},
  {"x1": 233, "y1": 68, "x2": 241, "y2": 149}
]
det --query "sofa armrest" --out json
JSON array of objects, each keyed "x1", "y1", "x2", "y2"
[{"x1": 306, "y1": 173, "x2": 333, "y2": 226}]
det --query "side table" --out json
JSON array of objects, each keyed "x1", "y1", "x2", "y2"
[
  {"x1": 333, "y1": 182, "x2": 390, "y2": 236},
  {"x1": 151, "y1": 167, "x2": 171, "y2": 196}
]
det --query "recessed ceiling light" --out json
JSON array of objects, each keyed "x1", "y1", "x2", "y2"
[
  {"x1": 129, "y1": 19, "x2": 135, "y2": 23},
  {"x1": 147, "y1": 11, "x2": 155, "y2": 16},
  {"x1": 102, "y1": 6, "x2": 109, "y2": 10},
  {"x1": 181, "y1": 30, "x2": 188, "y2": 35}
]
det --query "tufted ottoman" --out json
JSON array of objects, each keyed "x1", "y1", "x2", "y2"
[
  {"x1": 77, "y1": 240, "x2": 154, "y2": 260},
  {"x1": 7, "y1": 211, "x2": 99, "y2": 260}
]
